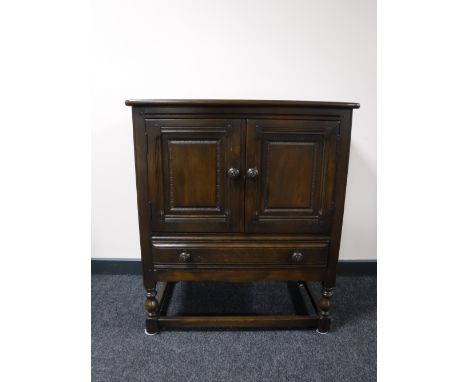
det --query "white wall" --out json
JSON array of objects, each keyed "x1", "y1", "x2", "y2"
[{"x1": 92, "y1": 0, "x2": 376, "y2": 260}]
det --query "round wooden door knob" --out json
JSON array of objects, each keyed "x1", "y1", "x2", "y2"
[
  {"x1": 246, "y1": 167, "x2": 259, "y2": 179},
  {"x1": 227, "y1": 167, "x2": 240, "y2": 179}
]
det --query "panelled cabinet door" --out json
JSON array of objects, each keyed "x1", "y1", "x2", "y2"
[
  {"x1": 245, "y1": 119, "x2": 340, "y2": 233},
  {"x1": 146, "y1": 119, "x2": 243, "y2": 232}
]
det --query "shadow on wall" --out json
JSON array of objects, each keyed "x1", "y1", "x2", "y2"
[{"x1": 339, "y1": 142, "x2": 376, "y2": 260}]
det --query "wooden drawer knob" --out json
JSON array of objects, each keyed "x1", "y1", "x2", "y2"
[
  {"x1": 179, "y1": 252, "x2": 192, "y2": 263},
  {"x1": 291, "y1": 251, "x2": 304, "y2": 263}
]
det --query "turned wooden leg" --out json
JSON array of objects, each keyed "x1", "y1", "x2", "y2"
[
  {"x1": 317, "y1": 286, "x2": 334, "y2": 334},
  {"x1": 144, "y1": 286, "x2": 160, "y2": 335}
]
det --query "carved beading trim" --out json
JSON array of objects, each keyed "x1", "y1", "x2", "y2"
[{"x1": 215, "y1": 139, "x2": 221, "y2": 211}]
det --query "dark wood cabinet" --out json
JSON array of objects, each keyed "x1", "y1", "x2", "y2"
[{"x1": 126, "y1": 99, "x2": 359, "y2": 334}]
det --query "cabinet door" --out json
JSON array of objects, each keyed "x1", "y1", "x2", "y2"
[
  {"x1": 146, "y1": 119, "x2": 243, "y2": 232},
  {"x1": 245, "y1": 119, "x2": 339, "y2": 233}
]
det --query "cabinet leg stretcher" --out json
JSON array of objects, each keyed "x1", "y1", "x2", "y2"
[{"x1": 144, "y1": 281, "x2": 333, "y2": 334}]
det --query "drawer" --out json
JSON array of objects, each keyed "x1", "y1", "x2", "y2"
[{"x1": 152, "y1": 242, "x2": 329, "y2": 266}]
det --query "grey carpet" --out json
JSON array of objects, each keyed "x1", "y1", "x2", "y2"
[{"x1": 92, "y1": 275, "x2": 376, "y2": 382}]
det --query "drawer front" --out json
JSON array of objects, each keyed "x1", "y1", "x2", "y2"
[{"x1": 152, "y1": 242, "x2": 328, "y2": 267}]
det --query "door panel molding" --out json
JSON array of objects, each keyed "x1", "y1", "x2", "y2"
[
  {"x1": 146, "y1": 119, "x2": 244, "y2": 232},
  {"x1": 245, "y1": 119, "x2": 340, "y2": 233}
]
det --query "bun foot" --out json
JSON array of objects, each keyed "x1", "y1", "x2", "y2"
[
  {"x1": 317, "y1": 318, "x2": 331, "y2": 334},
  {"x1": 145, "y1": 324, "x2": 160, "y2": 336}
]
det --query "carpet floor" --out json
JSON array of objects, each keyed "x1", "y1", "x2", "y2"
[{"x1": 92, "y1": 275, "x2": 376, "y2": 382}]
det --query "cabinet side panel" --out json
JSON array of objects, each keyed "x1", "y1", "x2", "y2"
[
  {"x1": 131, "y1": 107, "x2": 154, "y2": 288},
  {"x1": 325, "y1": 109, "x2": 354, "y2": 286}
]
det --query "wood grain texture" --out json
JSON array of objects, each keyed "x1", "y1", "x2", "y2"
[
  {"x1": 153, "y1": 268, "x2": 325, "y2": 282},
  {"x1": 168, "y1": 140, "x2": 219, "y2": 208},
  {"x1": 265, "y1": 142, "x2": 316, "y2": 209},
  {"x1": 158, "y1": 315, "x2": 318, "y2": 329}
]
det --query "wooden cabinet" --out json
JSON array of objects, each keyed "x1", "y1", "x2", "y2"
[{"x1": 126, "y1": 99, "x2": 359, "y2": 334}]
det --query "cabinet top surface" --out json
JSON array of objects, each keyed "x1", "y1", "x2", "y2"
[{"x1": 125, "y1": 99, "x2": 360, "y2": 109}]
